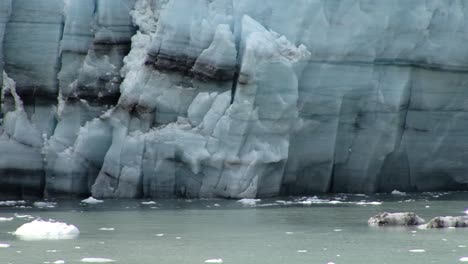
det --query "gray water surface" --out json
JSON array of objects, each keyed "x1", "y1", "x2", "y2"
[{"x1": 1, "y1": 193, "x2": 468, "y2": 264}]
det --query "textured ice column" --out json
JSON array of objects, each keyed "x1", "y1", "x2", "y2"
[
  {"x1": 44, "y1": 106, "x2": 112, "y2": 196},
  {"x1": 59, "y1": 0, "x2": 95, "y2": 97},
  {"x1": 3, "y1": 0, "x2": 64, "y2": 97},
  {"x1": 45, "y1": 0, "x2": 137, "y2": 197},
  {"x1": 1, "y1": 1, "x2": 61, "y2": 192},
  {"x1": 0, "y1": 73, "x2": 45, "y2": 199},
  {"x1": 91, "y1": 0, "x2": 236, "y2": 198},
  {"x1": 197, "y1": 16, "x2": 309, "y2": 198},
  {"x1": 146, "y1": 0, "x2": 233, "y2": 79},
  {"x1": 0, "y1": 0, "x2": 12, "y2": 89},
  {"x1": 71, "y1": 0, "x2": 136, "y2": 101},
  {"x1": 331, "y1": 66, "x2": 411, "y2": 193},
  {"x1": 402, "y1": 69, "x2": 468, "y2": 191}
]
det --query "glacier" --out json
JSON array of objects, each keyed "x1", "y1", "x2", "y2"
[{"x1": 1, "y1": 0, "x2": 468, "y2": 199}]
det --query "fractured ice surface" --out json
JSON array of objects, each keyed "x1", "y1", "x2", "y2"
[
  {"x1": 426, "y1": 216, "x2": 468, "y2": 228},
  {"x1": 2, "y1": 0, "x2": 468, "y2": 199},
  {"x1": 368, "y1": 212, "x2": 425, "y2": 226}
]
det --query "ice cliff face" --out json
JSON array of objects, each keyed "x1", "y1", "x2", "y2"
[{"x1": 1, "y1": 0, "x2": 468, "y2": 199}]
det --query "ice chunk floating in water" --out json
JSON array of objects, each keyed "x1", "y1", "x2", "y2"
[
  {"x1": 81, "y1": 197, "x2": 104, "y2": 204},
  {"x1": 237, "y1": 199, "x2": 261, "y2": 206},
  {"x1": 204, "y1": 259, "x2": 223, "y2": 263},
  {"x1": 368, "y1": 212, "x2": 425, "y2": 226},
  {"x1": 80, "y1": 258, "x2": 115, "y2": 263},
  {"x1": 409, "y1": 249, "x2": 426, "y2": 253},
  {"x1": 14, "y1": 220, "x2": 79, "y2": 240},
  {"x1": 426, "y1": 216, "x2": 468, "y2": 228}
]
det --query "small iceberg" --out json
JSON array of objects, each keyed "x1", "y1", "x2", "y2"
[
  {"x1": 237, "y1": 199, "x2": 261, "y2": 206},
  {"x1": 81, "y1": 258, "x2": 115, "y2": 263},
  {"x1": 99, "y1": 228, "x2": 115, "y2": 231},
  {"x1": 368, "y1": 212, "x2": 425, "y2": 226},
  {"x1": 426, "y1": 216, "x2": 468, "y2": 228},
  {"x1": 14, "y1": 220, "x2": 79, "y2": 240},
  {"x1": 409, "y1": 249, "x2": 426, "y2": 253},
  {"x1": 0, "y1": 217, "x2": 13, "y2": 222},
  {"x1": 81, "y1": 197, "x2": 104, "y2": 205},
  {"x1": 391, "y1": 190, "x2": 406, "y2": 196},
  {"x1": 356, "y1": 201, "x2": 382, "y2": 206},
  {"x1": 141, "y1": 201, "x2": 157, "y2": 205},
  {"x1": 0, "y1": 201, "x2": 26, "y2": 206},
  {"x1": 14, "y1": 214, "x2": 33, "y2": 219},
  {"x1": 0, "y1": 243, "x2": 10, "y2": 248},
  {"x1": 33, "y1": 202, "x2": 57, "y2": 208},
  {"x1": 204, "y1": 259, "x2": 223, "y2": 263}
]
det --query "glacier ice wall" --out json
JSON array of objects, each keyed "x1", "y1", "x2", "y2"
[{"x1": 1, "y1": 0, "x2": 468, "y2": 199}]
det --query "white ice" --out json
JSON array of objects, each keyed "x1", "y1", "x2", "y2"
[
  {"x1": 204, "y1": 259, "x2": 223, "y2": 263},
  {"x1": 14, "y1": 220, "x2": 79, "y2": 240},
  {"x1": 81, "y1": 197, "x2": 104, "y2": 204},
  {"x1": 80, "y1": 258, "x2": 115, "y2": 263},
  {"x1": 237, "y1": 199, "x2": 261, "y2": 206}
]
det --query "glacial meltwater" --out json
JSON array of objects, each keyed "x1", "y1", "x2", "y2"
[{"x1": 2, "y1": 193, "x2": 468, "y2": 264}]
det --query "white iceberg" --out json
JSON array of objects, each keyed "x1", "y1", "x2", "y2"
[
  {"x1": 0, "y1": 201, "x2": 26, "y2": 206},
  {"x1": 368, "y1": 212, "x2": 425, "y2": 226},
  {"x1": 426, "y1": 216, "x2": 468, "y2": 228},
  {"x1": 391, "y1": 190, "x2": 407, "y2": 196},
  {"x1": 204, "y1": 259, "x2": 223, "y2": 263},
  {"x1": 14, "y1": 220, "x2": 79, "y2": 240},
  {"x1": 237, "y1": 199, "x2": 261, "y2": 206},
  {"x1": 99, "y1": 228, "x2": 115, "y2": 231},
  {"x1": 81, "y1": 197, "x2": 104, "y2": 204},
  {"x1": 80, "y1": 258, "x2": 115, "y2": 263},
  {"x1": 141, "y1": 201, "x2": 157, "y2": 205},
  {"x1": 33, "y1": 202, "x2": 57, "y2": 208}
]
